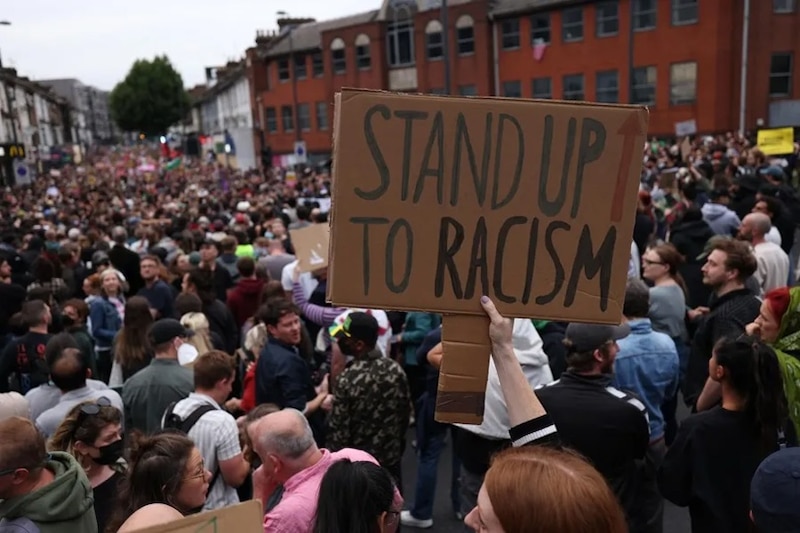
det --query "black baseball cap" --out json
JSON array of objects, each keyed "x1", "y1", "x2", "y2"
[
  {"x1": 329, "y1": 312, "x2": 379, "y2": 345},
  {"x1": 565, "y1": 323, "x2": 630, "y2": 352},
  {"x1": 149, "y1": 318, "x2": 194, "y2": 345}
]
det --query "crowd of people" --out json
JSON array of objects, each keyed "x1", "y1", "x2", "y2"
[{"x1": 0, "y1": 134, "x2": 798, "y2": 533}]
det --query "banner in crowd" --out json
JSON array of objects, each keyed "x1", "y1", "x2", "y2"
[
  {"x1": 674, "y1": 119, "x2": 697, "y2": 137},
  {"x1": 757, "y1": 127, "x2": 795, "y2": 156},
  {"x1": 329, "y1": 89, "x2": 647, "y2": 423}
]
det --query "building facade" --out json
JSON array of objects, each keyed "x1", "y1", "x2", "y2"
[
  {"x1": 192, "y1": 62, "x2": 258, "y2": 169},
  {"x1": 0, "y1": 68, "x2": 81, "y2": 185},
  {"x1": 248, "y1": 0, "x2": 800, "y2": 162},
  {"x1": 38, "y1": 78, "x2": 115, "y2": 144}
]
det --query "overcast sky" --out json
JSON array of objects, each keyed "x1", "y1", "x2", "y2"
[{"x1": 2, "y1": 0, "x2": 375, "y2": 91}]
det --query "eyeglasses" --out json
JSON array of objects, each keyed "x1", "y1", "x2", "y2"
[
  {"x1": 642, "y1": 259, "x2": 665, "y2": 266},
  {"x1": 183, "y1": 460, "x2": 207, "y2": 481},
  {"x1": 75, "y1": 397, "x2": 111, "y2": 427}
]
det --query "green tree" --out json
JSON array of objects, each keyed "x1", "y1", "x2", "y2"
[{"x1": 110, "y1": 55, "x2": 190, "y2": 136}]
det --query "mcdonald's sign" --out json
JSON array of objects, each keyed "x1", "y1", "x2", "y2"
[{"x1": 0, "y1": 143, "x2": 25, "y2": 160}]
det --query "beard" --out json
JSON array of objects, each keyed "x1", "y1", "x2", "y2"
[
  {"x1": 337, "y1": 339, "x2": 356, "y2": 357},
  {"x1": 599, "y1": 358, "x2": 615, "y2": 374}
]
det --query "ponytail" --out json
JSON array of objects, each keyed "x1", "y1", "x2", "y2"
[{"x1": 714, "y1": 337, "x2": 788, "y2": 457}]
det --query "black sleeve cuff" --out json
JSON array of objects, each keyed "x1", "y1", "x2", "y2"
[{"x1": 509, "y1": 414, "x2": 559, "y2": 447}]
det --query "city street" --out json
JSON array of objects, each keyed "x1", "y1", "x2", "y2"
[{"x1": 401, "y1": 402, "x2": 692, "y2": 532}]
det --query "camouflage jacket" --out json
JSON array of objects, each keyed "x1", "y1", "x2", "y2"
[{"x1": 328, "y1": 350, "x2": 411, "y2": 467}]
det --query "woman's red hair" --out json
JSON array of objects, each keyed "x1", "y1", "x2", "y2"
[
  {"x1": 484, "y1": 446, "x2": 627, "y2": 533},
  {"x1": 764, "y1": 287, "x2": 791, "y2": 323}
]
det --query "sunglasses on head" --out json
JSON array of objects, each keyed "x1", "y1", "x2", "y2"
[{"x1": 75, "y1": 397, "x2": 112, "y2": 427}]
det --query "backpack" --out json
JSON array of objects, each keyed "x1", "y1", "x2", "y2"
[{"x1": 162, "y1": 402, "x2": 221, "y2": 498}]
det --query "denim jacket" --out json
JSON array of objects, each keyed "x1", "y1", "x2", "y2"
[
  {"x1": 89, "y1": 297, "x2": 122, "y2": 350},
  {"x1": 612, "y1": 318, "x2": 679, "y2": 441}
]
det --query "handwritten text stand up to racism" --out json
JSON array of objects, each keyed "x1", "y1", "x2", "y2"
[{"x1": 330, "y1": 91, "x2": 647, "y2": 325}]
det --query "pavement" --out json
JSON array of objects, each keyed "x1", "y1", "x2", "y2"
[{"x1": 399, "y1": 402, "x2": 692, "y2": 532}]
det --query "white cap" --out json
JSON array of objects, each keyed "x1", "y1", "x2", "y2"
[{"x1": 237, "y1": 201, "x2": 251, "y2": 212}]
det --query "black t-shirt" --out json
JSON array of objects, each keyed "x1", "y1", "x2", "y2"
[
  {"x1": 659, "y1": 407, "x2": 797, "y2": 533},
  {"x1": 93, "y1": 471, "x2": 124, "y2": 533},
  {"x1": 0, "y1": 331, "x2": 52, "y2": 393}
]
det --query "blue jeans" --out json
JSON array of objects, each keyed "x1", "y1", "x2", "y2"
[{"x1": 409, "y1": 394, "x2": 461, "y2": 520}]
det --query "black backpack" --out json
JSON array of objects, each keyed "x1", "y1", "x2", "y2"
[{"x1": 162, "y1": 402, "x2": 221, "y2": 497}]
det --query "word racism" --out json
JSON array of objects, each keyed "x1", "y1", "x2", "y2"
[{"x1": 330, "y1": 92, "x2": 644, "y2": 319}]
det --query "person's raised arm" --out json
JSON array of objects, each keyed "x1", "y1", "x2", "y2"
[{"x1": 480, "y1": 296, "x2": 547, "y2": 426}]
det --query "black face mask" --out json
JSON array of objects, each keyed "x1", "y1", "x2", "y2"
[
  {"x1": 61, "y1": 316, "x2": 76, "y2": 328},
  {"x1": 94, "y1": 439, "x2": 124, "y2": 465}
]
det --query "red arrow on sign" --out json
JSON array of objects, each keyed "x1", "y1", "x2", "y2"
[{"x1": 610, "y1": 113, "x2": 646, "y2": 222}]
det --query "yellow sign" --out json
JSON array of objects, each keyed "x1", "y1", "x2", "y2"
[
  {"x1": 0, "y1": 144, "x2": 26, "y2": 159},
  {"x1": 757, "y1": 127, "x2": 795, "y2": 156}
]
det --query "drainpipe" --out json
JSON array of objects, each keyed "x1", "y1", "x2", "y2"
[
  {"x1": 441, "y1": 0, "x2": 451, "y2": 94},
  {"x1": 738, "y1": 0, "x2": 750, "y2": 135},
  {"x1": 489, "y1": 13, "x2": 499, "y2": 96}
]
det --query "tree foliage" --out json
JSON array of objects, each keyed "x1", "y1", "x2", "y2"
[{"x1": 110, "y1": 55, "x2": 190, "y2": 136}]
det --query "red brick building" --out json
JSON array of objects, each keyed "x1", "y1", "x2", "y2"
[{"x1": 247, "y1": 0, "x2": 800, "y2": 164}]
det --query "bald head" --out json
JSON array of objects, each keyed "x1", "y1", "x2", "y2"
[
  {"x1": 744, "y1": 213, "x2": 771, "y2": 238},
  {"x1": 249, "y1": 408, "x2": 315, "y2": 461},
  {"x1": 49, "y1": 347, "x2": 88, "y2": 392}
]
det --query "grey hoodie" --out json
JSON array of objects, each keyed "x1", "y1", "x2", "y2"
[
  {"x1": 0, "y1": 452, "x2": 97, "y2": 533},
  {"x1": 701, "y1": 202, "x2": 741, "y2": 236}
]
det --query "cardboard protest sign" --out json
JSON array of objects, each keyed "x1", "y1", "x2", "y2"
[
  {"x1": 127, "y1": 501, "x2": 262, "y2": 533},
  {"x1": 659, "y1": 168, "x2": 678, "y2": 191},
  {"x1": 680, "y1": 137, "x2": 692, "y2": 161},
  {"x1": 291, "y1": 223, "x2": 330, "y2": 273},
  {"x1": 757, "y1": 127, "x2": 795, "y2": 156},
  {"x1": 329, "y1": 89, "x2": 648, "y2": 423}
]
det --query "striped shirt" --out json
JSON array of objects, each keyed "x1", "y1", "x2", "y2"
[{"x1": 171, "y1": 392, "x2": 242, "y2": 510}]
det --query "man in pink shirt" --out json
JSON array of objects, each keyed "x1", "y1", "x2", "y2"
[{"x1": 248, "y1": 408, "x2": 402, "y2": 533}]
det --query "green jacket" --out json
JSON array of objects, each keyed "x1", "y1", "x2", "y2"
[{"x1": 0, "y1": 452, "x2": 98, "y2": 533}]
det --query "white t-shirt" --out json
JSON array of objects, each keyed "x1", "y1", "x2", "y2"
[
  {"x1": 281, "y1": 260, "x2": 318, "y2": 300},
  {"x1": 766, "y1": 226, "x2": 782, "y2": 247},
  {"x1": 754, "y1": 241, "x2": 790, "y2": 295}
]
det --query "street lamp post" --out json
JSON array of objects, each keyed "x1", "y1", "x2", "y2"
[{"x1": 277, "y1": 11, "x2": 302, "y2": 145}]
